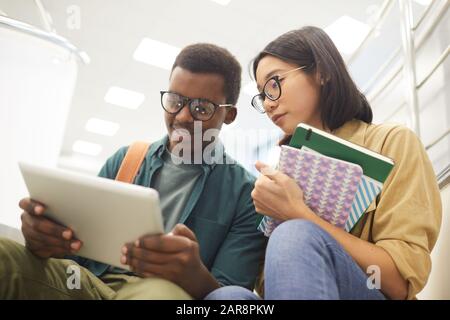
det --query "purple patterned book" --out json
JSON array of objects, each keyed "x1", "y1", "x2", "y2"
[{"x1": 258, "y1": 146, "x2": 363, "y2": 237}]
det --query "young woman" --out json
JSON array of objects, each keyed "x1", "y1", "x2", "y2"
[{"x1": 206, "y1": 26, "x2": 441, "y2": 300}]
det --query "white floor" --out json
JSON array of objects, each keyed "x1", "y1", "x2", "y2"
[{"x1": 0, "y1": 223, "x2": 24, "y2": 244}]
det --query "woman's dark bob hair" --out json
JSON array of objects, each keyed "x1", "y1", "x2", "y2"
[{"x1": 252, "y1": 26, "x2": 373, "y2": 131}]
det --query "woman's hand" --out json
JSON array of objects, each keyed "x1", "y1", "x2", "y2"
[{"x1": 252, "y1": 161, "x2": 312, "y2": 221}]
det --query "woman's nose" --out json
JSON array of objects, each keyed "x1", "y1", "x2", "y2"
[{"x1": 264, "y1": 98, "x2": 278, "y2": 113}]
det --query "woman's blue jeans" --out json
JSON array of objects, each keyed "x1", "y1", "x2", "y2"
[{"x1": 205, "y1": 219, "x2": 386, "y2": 300}]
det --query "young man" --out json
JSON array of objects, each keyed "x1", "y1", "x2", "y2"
[{"x1": 0, "y1": 44, "x2": 267, "y2": 299}]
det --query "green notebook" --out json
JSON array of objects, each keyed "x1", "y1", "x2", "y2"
[{"x1": 289, "y1": 123, "x2": 395, "y2": 183}]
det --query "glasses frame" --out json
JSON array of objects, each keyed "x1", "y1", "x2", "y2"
[
  {"x1": 160, "y1": 91, "x2": 233, "y2": 121},
  {"x1": 251, "y1": 65, "x2": 307, "y2": 114}
]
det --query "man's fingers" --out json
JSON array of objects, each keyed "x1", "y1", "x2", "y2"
[
  {"x1": 136, "y1": 234, "x2": 190, "y2": 253},
  {"x1": 170, "y1": 224, "x2": 197, "y2": 242},
  {"x1": 140, "y1": 272, "x2": 158, "y2": 278},
  {"x1": 35, "y1": 217, "x2": 72, "y2": 240},
  {"x1": 24, "y1": 232, "x2": 74, "y2": 258},
  {"x1": 128, "y1": 256, "x2": 152, "y2": 272},
  {"x1": 33, "y1": 245, "x2": 69, "y2": 259},
  {"x1": 22, "y1": 214, "x2": 81, "y2": 253},
  {"x1": 27, "y1": 226, "x2": 79, "y2": 252},
  {"x1": 18, "y1": 198, "x2": 33, "y2": 211},
  {"x1": 21, "y1": 211, "x2": 72, "y2": 240},
  {"x1": 30, "y1": 214, "x2": 71, "y2": 239},
  {"x1": 127, "y1": 257, "x2": 167, "y2": 278},
  {"x1": 124, "y1": 246, "x2": 173, "y2": 265},
  {"x1": 19, "y1": 198, "x2": 45, "y2": 216}
]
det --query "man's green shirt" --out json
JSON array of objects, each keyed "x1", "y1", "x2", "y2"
[{"x1": 70, "y1": 136, "x2": 267, "y2": 290}]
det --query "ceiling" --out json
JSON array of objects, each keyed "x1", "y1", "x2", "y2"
[{"x1": 0, "y1": 0, "x2": 432, "y2": 173}]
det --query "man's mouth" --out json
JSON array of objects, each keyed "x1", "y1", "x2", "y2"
[
  {"x1": 170, "y1": 123, "x2": 197, "y2": 142},
  {"x1": 172, "y1": 126, "x2": 193, "y2": 135}
]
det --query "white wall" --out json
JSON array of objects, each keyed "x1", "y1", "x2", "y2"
[
  {"x1": 0, "y1": 24, "x2": 78, "y2": 228},
  {"x1": 356, "y1": 2, "x2": 450, "y2": 299},
  {"x1": 366, "y1": 1, "x2": 449, "y2": 175},
  {"x1": 418, "y1": 184, "x2": 450, "y2": 299}
]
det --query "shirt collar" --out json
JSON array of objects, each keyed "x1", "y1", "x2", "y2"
[{"x1": 332, "y1": 119, "x2": 368, "y2": 147}]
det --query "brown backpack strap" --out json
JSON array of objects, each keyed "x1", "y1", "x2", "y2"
[{"x1": 115, "y1": 141, "x2": 151, "y2": 183}]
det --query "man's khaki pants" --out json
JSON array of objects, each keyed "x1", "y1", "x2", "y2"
[{"x1": 0, "y1": 237, "x2": 192, "y2": 300}]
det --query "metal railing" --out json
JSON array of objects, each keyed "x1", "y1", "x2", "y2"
[
  {"x1": 349, "y1": 0, "x2": 449, "y2": 179},
  {"x1": 362, "y1": 47, "x2": 401, "y2": 94},
  {"x1": 426, "y1": 128, "x2": 450, "y2": 151},
  {"x1": 417, "y1": 45, "x2": 450, "y2": 89},
  {"x1": 413, "y1": 0, "x2": 438, "y2": 30},
  {"x1": 415, "y1": 0, "x2": 449, "y2": 51},
  {"x1": 347, "y1": 0, "x2": 396, "y2": 65},
  {"x1": 0, "y1": 13, "x2": 89, "y2": 64},
  {"x1": 399, "y1": 0, "x2": 421, "y2": 136},
  {"x1": 437, "y1": 163, "x2": 450, "y2": 189}
]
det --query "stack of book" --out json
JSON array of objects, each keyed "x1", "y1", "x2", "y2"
[{"x1": 258, "y1": 123, "x2": 394, "y2": 237}]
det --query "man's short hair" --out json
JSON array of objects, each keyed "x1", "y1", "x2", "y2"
[{"x1": 172, "y1": 43, "x2": 242, "y2": 105}]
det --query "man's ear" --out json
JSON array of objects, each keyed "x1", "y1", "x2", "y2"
[{"x1": 224, "y1": 107, "x2": 237, "y2": 125}]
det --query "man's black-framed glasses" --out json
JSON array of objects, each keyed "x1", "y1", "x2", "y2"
[
  {"x1": 251, "y1": 65, "x2": 307, "y2": 113},
  {"x1": 160, "y1": 91, "x2": 233, "y2": 121}
]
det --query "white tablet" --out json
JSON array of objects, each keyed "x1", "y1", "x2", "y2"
[{"x1": 18, "y1": 161, "x2": 164, "y2": 270}]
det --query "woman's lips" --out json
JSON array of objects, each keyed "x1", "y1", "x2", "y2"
[{"x1": 271, "y1": 113, "x2": 287, "y2": 125}]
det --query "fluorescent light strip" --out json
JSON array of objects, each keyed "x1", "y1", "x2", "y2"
[
  {"x1": 133, "y1": 38, "x2": 181, "y2": 70},
  {"x1": 85, "y1": 118, "x2": 120, "y2": 136},
  {"x1": 72, "y1": 140, "x2": 102, "y2": 156},
  {"x1": 104, "y1": 86, "x2": 145, "y2": 109},
  {"x1": 325, "y1": 16, "x2": 370, "y2": 55}
]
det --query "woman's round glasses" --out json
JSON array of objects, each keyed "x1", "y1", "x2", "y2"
[{"x1": 251, "y1": 65, "x2": 307, "y2": 113}]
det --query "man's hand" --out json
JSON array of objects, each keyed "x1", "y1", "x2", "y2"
[
  {"x1": 19, "y1": 197, "x2": 82, "y2": 259},
  {"x1": 121, "y1": 224, "x2": 220, "y2": 299}
]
